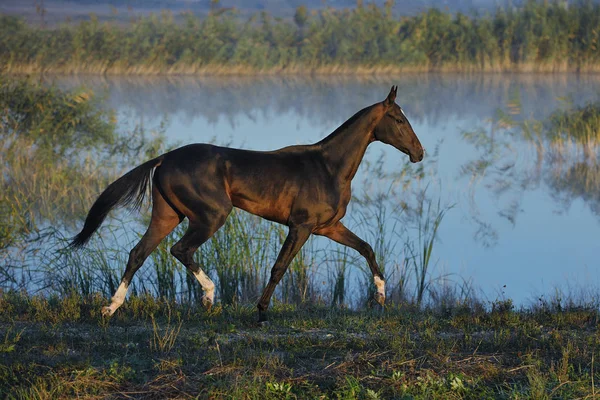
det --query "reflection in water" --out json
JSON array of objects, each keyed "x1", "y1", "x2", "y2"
[
  {"x1": 53, "y1": 74, "x2": 600, "y2": 129},
  {"x1": 461, "y1": 101, "x2": 600, "y2": 247}
]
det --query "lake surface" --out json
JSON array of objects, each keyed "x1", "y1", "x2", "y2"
[{"x1": 54, "y1": 74, "x2": 600, "y2": 306}]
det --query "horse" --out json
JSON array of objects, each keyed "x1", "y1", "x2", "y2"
[{"x1": 70, "y1": 86, "x2": 424, "y2": 322}]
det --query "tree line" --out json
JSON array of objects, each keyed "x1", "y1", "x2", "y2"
[{"x1": 1, "y1": 0, "x2": 599, "y2": 74}]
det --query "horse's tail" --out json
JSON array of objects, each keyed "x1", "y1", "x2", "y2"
[{"x1": 69, "y1": 156, "x2": 164, "y2": 249}]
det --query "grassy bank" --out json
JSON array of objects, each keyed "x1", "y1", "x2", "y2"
[
  {"x1": 2, "y1": 1, "x2": 600, "y2": 75},
  {"x1": 0, "y1": 291, "x2": 598, "y2": 399}
]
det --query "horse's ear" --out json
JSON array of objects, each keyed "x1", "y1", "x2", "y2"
[{"x1": 385, "y1": 85, "x2": 397, "y2": 107}]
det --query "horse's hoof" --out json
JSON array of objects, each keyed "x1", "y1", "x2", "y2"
[
  {"x1": 201, "y1": 296, "x2": 213, "y2": 311},
  {"x1": 374, "y1": 292, "x2": 386, "y2": 307},
  {"x1": 258, "y1": 320, "x2": 270, "y2": 327},
  {"x1": 101, "y1": 306, "x2": 114, "y2": 317}
]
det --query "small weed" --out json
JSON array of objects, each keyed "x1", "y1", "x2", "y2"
[
  {"x1": 334, "y1": 376, "x2": 364, "y2": 399},
  {"x1": 149, "y1": 307, "x2": 182, "y2": 354},
  {"x1": 448, "y1": 373, "x2": 466, "y2": 392},
  {"x1": 365, "y1": 388, "x2": 381, "y2": 399},
  {"x1": 527, "y1": 366, "x2": 549, "y2": 400},
  {"x1": 0, "y1": 326, "x2": 23, "y2": 353},
  {"x1": 265, "y1": 381, "x2": 293, "y2": 399},
  {"x1": 107, "y1": 361, "x2": 135, "y2": 382},
  {"x1": 390, "y1": 370, "x2": 404, "y2": 382}
]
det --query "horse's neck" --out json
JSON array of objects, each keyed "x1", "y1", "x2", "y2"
[{"x1": 319, "y1": 104, "x2": 385, "y2": 181}]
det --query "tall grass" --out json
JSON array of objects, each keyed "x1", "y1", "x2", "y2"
[
  {"x1": 329, "y1": 247, "x2": 351, "y2": 307},
  {"x1": 545, "y1": 102, "x2": 600, "y2": 161},
  {"x1": 407, "y1": 192, "x2": 452, "y2": 307},
  {"x1": 2, "y1": 1, "x2": 600, "y2": 75}
]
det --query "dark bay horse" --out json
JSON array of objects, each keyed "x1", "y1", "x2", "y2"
[{"x1": 71, "y1": 86, "x2": 424, "y2": 322}]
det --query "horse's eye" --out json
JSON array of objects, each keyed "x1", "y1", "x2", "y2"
[{"x1": 396, "y1": 118, "x2": 404, "y2": 124}]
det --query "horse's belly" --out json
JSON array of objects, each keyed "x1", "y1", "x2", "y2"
[{"x1": 232, "y1": 196, "x2": 291, "y2": 225}]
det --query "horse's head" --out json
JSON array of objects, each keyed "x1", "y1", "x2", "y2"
[{"x1": 374, "y1": 86, "x2": 424, "y2": 163}]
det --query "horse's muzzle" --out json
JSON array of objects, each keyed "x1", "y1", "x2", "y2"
[{"x1": 410, "y1": 151, "x2": 424, "y2": 163}]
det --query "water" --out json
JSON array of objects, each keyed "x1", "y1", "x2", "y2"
[{"x1": 54, "y1": 74, "x2": 600, "y2": 305}]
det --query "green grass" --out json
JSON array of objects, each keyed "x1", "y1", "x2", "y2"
[{"x1": 0, "y1": 291, "x2": 598, "y2": 399}]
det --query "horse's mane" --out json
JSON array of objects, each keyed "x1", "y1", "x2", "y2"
[{"x1": 315, "y1": 105, "x2": 372, "y2": 146}]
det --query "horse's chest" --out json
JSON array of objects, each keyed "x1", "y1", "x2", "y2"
[{"x1": 337, "y1": 186, "x2": 352, "y2": 209}]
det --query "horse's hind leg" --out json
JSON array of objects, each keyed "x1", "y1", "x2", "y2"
[
  {"x1": 102, "y1": 186, "x2": 182, "y2": 316},
  {"x1": 170, "y1": 206, "x2": 232, "y2": 309}
]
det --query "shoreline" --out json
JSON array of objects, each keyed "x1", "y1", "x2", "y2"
[{"x1": 5, "y1": 63, "x2": 600, "y2": 77}]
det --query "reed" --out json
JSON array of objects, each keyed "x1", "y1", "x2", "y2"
[
  {"x1": 2, "y1": 1, "x2": 600, "y2": 75},
  {"x1": 547, "y1": 102, "x2": 600, "y2": 147},
  {"x1": 410, "y1": 194, "x2": 451, "y2": 307},
  {"x1": 329, "y1": 247, "x2": 351, "y2": 307},
  {"x1": 352, "y1": 189, "x2": 404, "y2": 307}
]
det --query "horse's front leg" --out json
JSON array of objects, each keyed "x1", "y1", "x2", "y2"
[
  {"x1": 315, "y1": 222, "x2": 385, "y2": 306},
  {"x1": 257, "y1": 224, "x2": 312, "y2": 323}
]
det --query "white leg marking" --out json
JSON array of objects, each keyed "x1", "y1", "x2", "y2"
[
  {"x1": 374, "y1": 276, "x2": 386, "y2": 305},
  {"x1": 102, "y1": 282, "x2": 128, "y2": 316},
  {"x1": 194, "y1": 269, "x2": 215, "y2": 307}
]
